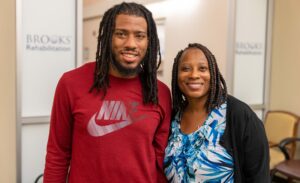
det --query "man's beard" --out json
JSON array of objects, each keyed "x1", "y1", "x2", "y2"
[{"x1": 111, "y1": 58, "x2": 143, "y2": 77}]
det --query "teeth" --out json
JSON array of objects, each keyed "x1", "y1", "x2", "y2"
[
  {"x1": 123, "y1": 54, "x2": 136, "y2": 58},
  {"x1": 188, "y1": 83, "x2": 202, "y2": 89}
]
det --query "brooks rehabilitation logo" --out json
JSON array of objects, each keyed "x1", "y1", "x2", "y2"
[{"x1": 25, "y1": 34, "x2": 72, "y2": 52}]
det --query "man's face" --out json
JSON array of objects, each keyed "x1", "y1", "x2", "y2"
[{"x1": 110, "y1": 14, "x2": 148, "y2": 78}]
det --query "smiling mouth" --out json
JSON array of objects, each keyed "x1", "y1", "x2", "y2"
[
  {"x1": 122, "y1": 52, "x2": 138, "y2": 62},
  {"x1": 186, "y1": 83, "x2": 204, "y2": 90},
  {"x1": 123, "y1": 53, "x2": 136, "y2": 58}
]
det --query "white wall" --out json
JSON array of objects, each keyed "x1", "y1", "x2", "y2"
[{"x1": 22, "y1": 124, "x2": 49, "y2": 183}]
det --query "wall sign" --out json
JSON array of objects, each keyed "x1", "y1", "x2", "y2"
[{"x1": 21, "y1": 0, "x2": 76, "y2": 117}]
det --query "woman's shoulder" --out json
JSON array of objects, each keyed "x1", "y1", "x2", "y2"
[
  {"x1": 227, "y1": 95, "x2": 253, "y2": 113},
  {"x1": 226, "y1": 95, "x2": 262, "y2": 126}
]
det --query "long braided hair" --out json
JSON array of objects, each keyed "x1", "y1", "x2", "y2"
[
  {"x1": 172, "y1": 43, "x2": 227, "y2": 115},
  {"x1": 90, "y1": 2, "x2": 161, "y2": 104}
]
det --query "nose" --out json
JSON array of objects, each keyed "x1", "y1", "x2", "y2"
[
  {"x1": 189, "y1": 69, "x2": 200, "y2": 79},
  {"x1": 124, "y1": 34, "x2": 137, "y2": 49}
]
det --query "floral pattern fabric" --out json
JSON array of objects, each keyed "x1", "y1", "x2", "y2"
[{"x1": 164, "y1": 103, "x2": 234, "y2": 183}]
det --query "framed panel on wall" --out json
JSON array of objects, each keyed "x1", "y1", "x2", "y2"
[
  {"x1": 83, "y1": 16, "x2": 101, "y2": 63},
  {"x1": 17, "y1": 0, "x2": 81, "y2": 182},
  {"x1": 156, "y1": 18, "x2": 165, "y2": 79},
  {"x1": 21, "y1": 0, "x2": 76, "y2": 119},
  {"x1": 233, "y1": 0, "x2": 268, "y2": 119}
]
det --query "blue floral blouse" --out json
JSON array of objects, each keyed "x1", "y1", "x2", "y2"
[{"x1": 164, "y1": 103, "x2": 234, "y2": 183}]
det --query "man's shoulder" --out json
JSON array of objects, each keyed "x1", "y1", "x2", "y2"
[
  {"x1": 157, "y1": 79, "x2": 171, "y2": 94},
  {"x1": 157, "y1": 79, "x2": 169, "y2": 90},
  {"x1": 58, "y1": 62, "x2": 95, "y2": 88},
  {"x1": 156, "y1": 79, "x2": 171, "y2": 104},
  {"x1": 63, "y1": 62, "x2": 95, "y2": 79}
]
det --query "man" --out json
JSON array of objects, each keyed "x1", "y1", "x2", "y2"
[{"x1": 44, "y1": 2, "x2": 171, "y2": 183}]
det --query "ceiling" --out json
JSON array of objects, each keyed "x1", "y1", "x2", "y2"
[{"x1": 83, "y1": 0, "x2": 165, "y2": 7}]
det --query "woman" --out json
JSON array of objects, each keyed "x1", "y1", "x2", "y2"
[{"x1": 164, "y1": 43, "x2": 270, "y2": 183}]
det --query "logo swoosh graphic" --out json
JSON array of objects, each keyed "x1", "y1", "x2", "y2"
[{"x1": 87, "y1": 113, "x2": 133, "y2": 137}]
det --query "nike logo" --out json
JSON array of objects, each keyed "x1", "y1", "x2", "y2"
[{"x1": 87, "y1": 100, "x2": 133, "y2": 137}]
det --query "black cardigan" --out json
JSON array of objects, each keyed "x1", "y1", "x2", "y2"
[{"x1": 221, "y1": 95, "x2": 270, "y2": 183}]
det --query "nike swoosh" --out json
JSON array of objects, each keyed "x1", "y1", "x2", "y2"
[{"x1": 87, "y1": 113, "x2": 133, "y2": 137}]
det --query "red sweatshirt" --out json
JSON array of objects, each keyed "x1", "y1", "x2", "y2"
[{"x1": 44, "y1": 62, "x2": 171, "y2": 183}]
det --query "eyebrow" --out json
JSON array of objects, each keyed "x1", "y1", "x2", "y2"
[{"x1": 114, "y1": 28, "x2": 147, "y2": 33}]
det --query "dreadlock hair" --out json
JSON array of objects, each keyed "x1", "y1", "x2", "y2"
[
  {"x1": 171, "y1": 43, "x2": 227, "y2": 115},
  {"x1": 89, "y1": 2, "x2": 161, "y2": 105}
]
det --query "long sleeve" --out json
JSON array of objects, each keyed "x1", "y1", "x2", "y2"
[
  {"x1": 44, "y1": 75, "x2": 73, "y2": 183},
  {"x1": 43, "y1": 63, "x2": 168, "y2": 182},
  {"x1": 154, "y1": 86, "x2": 172, "y2": 183},
  {"x1": 243, "y1": 112, "x2": 270, "y2": 183},
  {"x1": 226, "y1": 96, "x2": 270, "y2": 183}
]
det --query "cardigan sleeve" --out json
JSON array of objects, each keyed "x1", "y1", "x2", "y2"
[
  {"x1": 226, "y1": 96, "x2": 270, "y2": 183},
  {"x1": 242, "y1": 111, "x2": 270, "y2": 183}
]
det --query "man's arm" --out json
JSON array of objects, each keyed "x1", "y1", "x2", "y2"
[
  {"x1": 44, "y1": 75, "x2": 73, "y2": 183},
  {"x1": 154, "y1": 87, "x2": 172, "y2": 183}
]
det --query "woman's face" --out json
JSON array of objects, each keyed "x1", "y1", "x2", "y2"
[{"x1": 177, "y1": 48, "x2": 211, "y2": 101}]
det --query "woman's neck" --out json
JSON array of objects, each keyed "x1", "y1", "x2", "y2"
[
  {"x1": 180, "y1": 98, "x2": 209, "y2": 135},
  {"x1": 185, "y1": 97, "x2": 207, "y2": 113}
]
